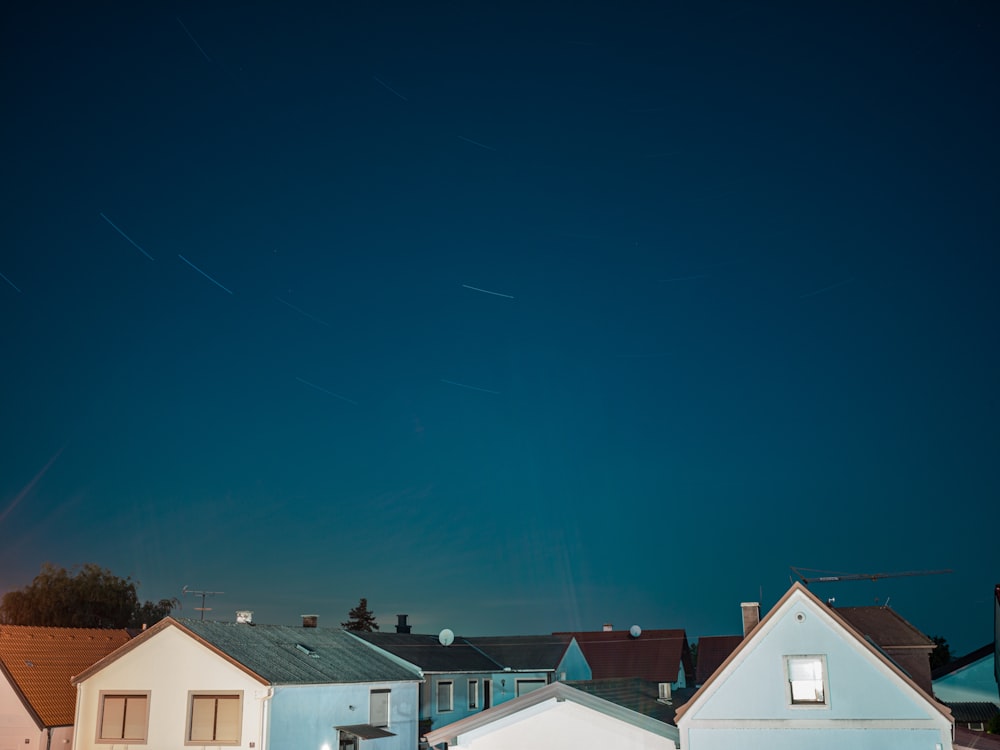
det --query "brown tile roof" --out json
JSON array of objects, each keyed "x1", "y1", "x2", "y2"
[
  {"x1": 955, "y1": 726, "x2": 1000, "y2": 749},
  {"x1": 0, "y1": 625, "x2": 132, "y2": 727},
  {"x1": 553, "y1": 628, "x2": 691, "y2": 683},
  {"x1": 694, "y1": 635, "x2": 743, "y2": 685},
  {"x1": 834, "y1": 606, "x2": 933, "y2": 647}
]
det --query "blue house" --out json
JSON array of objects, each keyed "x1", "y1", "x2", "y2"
[
  {"x1": 72, "y1": 615, "x2": 421, "y2": 750},
  {"x1": 351, "y1": 631, "x2": 590, "y2": 733},
  {"x1": 675, "y1": 582, "x2": 954, "y2": 750}
]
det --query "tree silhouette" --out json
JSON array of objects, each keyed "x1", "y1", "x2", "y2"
[
  {"x1": 342, "y1": 597, "x2": 379, "y2": 632},
  {"x1": 0, "y1": 562, "x2": 177, "y2": 629},
  {"x1": 928, "y1": 635, "x2": 952, "y2": 670}
]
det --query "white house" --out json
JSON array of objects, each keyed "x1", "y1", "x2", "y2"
[
  {"x1": 674, "y1": 582, "x2": 954, "y2": 750},
  {"x1": 0, "y1": 625, "x2": 131, "y2": 750},
  {"x1": 71, "y1": 616, "x2": 421, "y2": 750},
  {"x1": 424, "y1": 681, "x2": 679, "y2": 750}
]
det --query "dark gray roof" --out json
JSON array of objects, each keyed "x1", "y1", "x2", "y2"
[
  {"x1": 465, "y1": 635, "x2": 573, "y2": 670},
  {"x1": 178, "y1": 619, "x2": 419, "y2": 685},
  {"x1": 353, "y1": 632, "x2": 501, "y2": 672},
  {"x1": 944, "y1": 702, "x2": 1000, "y2": 724},
  {"x1": 567, "y1": 678, "x2": 696, "y2": 725}
]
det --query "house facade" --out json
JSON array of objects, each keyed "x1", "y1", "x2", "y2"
[
  {"x1": 352, "y1": 632, "x2": 590, "y2": 732},
  {"x1": 675, "y1": 583, "x2": 954, "y2": 750},
  {"x1": 424, "y1": 681, "x2": 679, "y2": 750},
  {"x1": 0, "y1": 625, "x2": 131, "y2": 750},
  {"x1": 71, "y1": 617, "x2": 420, "y2": 750}
]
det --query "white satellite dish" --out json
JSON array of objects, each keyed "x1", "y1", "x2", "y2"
[
  {"x1": 629, "y1": 624, "x2": 642, "y2": 638},
  {"x1": 438, "y1": 628, "x2": 455, "y2": 646}
]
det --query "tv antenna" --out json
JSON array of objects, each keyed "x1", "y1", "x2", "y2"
[
  {"x1": 182, "y1": 586, "x2": 224, "y2": 620},
  {"x1": 790, "y1": 567, "x2": 952, "y2": 586}
]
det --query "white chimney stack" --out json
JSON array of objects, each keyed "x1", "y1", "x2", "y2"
[{"x1": 741, "y1": 602, "x2": 760, "y2": 637}]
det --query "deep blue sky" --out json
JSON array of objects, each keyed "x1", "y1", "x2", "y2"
[{"x1": 1, "y1": 1, "x2": 997, "y2": 655}]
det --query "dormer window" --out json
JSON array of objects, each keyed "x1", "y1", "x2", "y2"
[{"x1": 786, "y1": 655, "x2": 827, "y2": 705}]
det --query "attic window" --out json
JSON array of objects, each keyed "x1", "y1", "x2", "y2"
[
  {"x1": 296, "y1": 643, "x2": 319, "y2": 657},
  {"x1": 786, "y1": 655, "x2": 828, "y2": 706}
]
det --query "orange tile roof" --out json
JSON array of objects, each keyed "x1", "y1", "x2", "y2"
[{"x1": 0, "y1": 625, "x2": 132, "y2": 727}]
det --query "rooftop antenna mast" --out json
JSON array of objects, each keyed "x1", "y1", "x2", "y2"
[
  {"x1": 790, "y1": 567, "x2": 952, "y2": 586},
  {"x1": 182, "y1": 586, "x2": 224, "y2": 620}
]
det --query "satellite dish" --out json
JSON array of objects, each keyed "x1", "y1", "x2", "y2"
[
  {"x1": 438, "y1": 628, "x2": 455, "y2": 647},
  {"x1": 629, "y1": 624, "x2": 642, "y2": 638}
]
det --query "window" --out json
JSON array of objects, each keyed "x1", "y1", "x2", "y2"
[
  {"x1": 98, "y1": 692, "x2": 149, "y2": 743},
  {"x1": 370, "y1": 689, "x2": 390, "y2": 727},
  {"x1": 187, "y1": 692, "x2": 242, "y2": 744},
  {"x1": 437, "y1": 681, "x2": 454, "y2": 712},
  {"x1": 786, "y1": 655, "x2": 827, "y2": 705},
  {"x1": 515, "y1": 679, "x2": 546, "y2": 697},
  {"x1": 468, "y1": 679, "x2": 479, "y2": 709}
]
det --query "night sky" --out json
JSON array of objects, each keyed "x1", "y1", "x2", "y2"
[{"x1": 2, "y1": 2, "x2": 997, "y2": 656}]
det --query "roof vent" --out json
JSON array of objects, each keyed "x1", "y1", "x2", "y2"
[
  {"x1": 658, "y1": 683, "x2": 672, "y2": 703},
  {"x1": 301, "y1": 614, "x2": 318, "y2": 628}
]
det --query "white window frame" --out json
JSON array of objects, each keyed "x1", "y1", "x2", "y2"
[
  {"x1": 96, "y1": 691, "x2": 150, "y2": 744},
  {"x1": 370, "y1": 688, "x2": 390, "y2": 728},
  {"x1": 785, "y1": 655, "x2": 829, "y2": 707},
  {"x1": 186, "y1": 691, "x2": 243, "y2": 745},
  {"x1": 437, "y1": 680, "x2": 454, "y2": 712},
  {"x1": 468, "y1": 679, "x2": 479, "y2": 709}
]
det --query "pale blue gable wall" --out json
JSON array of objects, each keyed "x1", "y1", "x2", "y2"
[
  {"x1": 933, "y1": 654, "x2": 1000, "y2": 703},
  {"x1": 555, "y1": 640, "x2": 592, "y2": 681},
  {"x1": 269, "y1": 681, "x2": 418, "y2": 750}
]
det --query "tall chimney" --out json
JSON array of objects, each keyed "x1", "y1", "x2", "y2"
[
  {"x1": 301, "y1": 614, "x2": 318, "y2": 628},
  {"x1": 741, "y1": 602, "x2": 760, "y2": 637},
  {"x1": 396, "y1": 614, "x2": 411, "y2": 634}
]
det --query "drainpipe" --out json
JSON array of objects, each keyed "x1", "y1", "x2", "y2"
[
  {"x1": 71, "y1": 682, "x2": 84, "y2": 750},
  {"x1": 44, "y1": 727, "x2": 51, "y2": 750},
  {"x1": 257, "y1": 687, "x2": 274, "y2": 750}
]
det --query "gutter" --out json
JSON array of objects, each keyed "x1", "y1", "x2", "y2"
[{"x1": 258, "y1": 686, "x2": 274, "y2": 750}]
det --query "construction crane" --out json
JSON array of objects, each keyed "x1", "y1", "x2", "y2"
[{"x1": 791, "y1": 567, "x2": 953, "y2": 586}]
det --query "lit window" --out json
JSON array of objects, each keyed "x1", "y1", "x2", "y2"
[
  {"x1": 468, "y1": 679, "x2": 479, "y2": 709},
  {"x1": 188, "y1": 693, "x2": 242, "y2": 744},
  {"x1": 786, "y1": 656, "x2": 827, "y2": 705},
  {"x1": 98, "y1": 693, "x2": 149, "y2": 743},
  {"x1": 370, "y1": 689, "x2": 390, "y2": 727},
  {"x1": 437, "y1": 681, "x2": 454, "y2": 712}
]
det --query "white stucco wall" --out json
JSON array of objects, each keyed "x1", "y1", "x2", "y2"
[
  {"x1": 0, "y1": 671, "x2": 41, "y2": 750},
  {"x1": 73, "y1": 625, "x2": 267, "y2": 750},
  {"x1": 449, "y1": 699, "x2": 676, "y2": 750}
]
